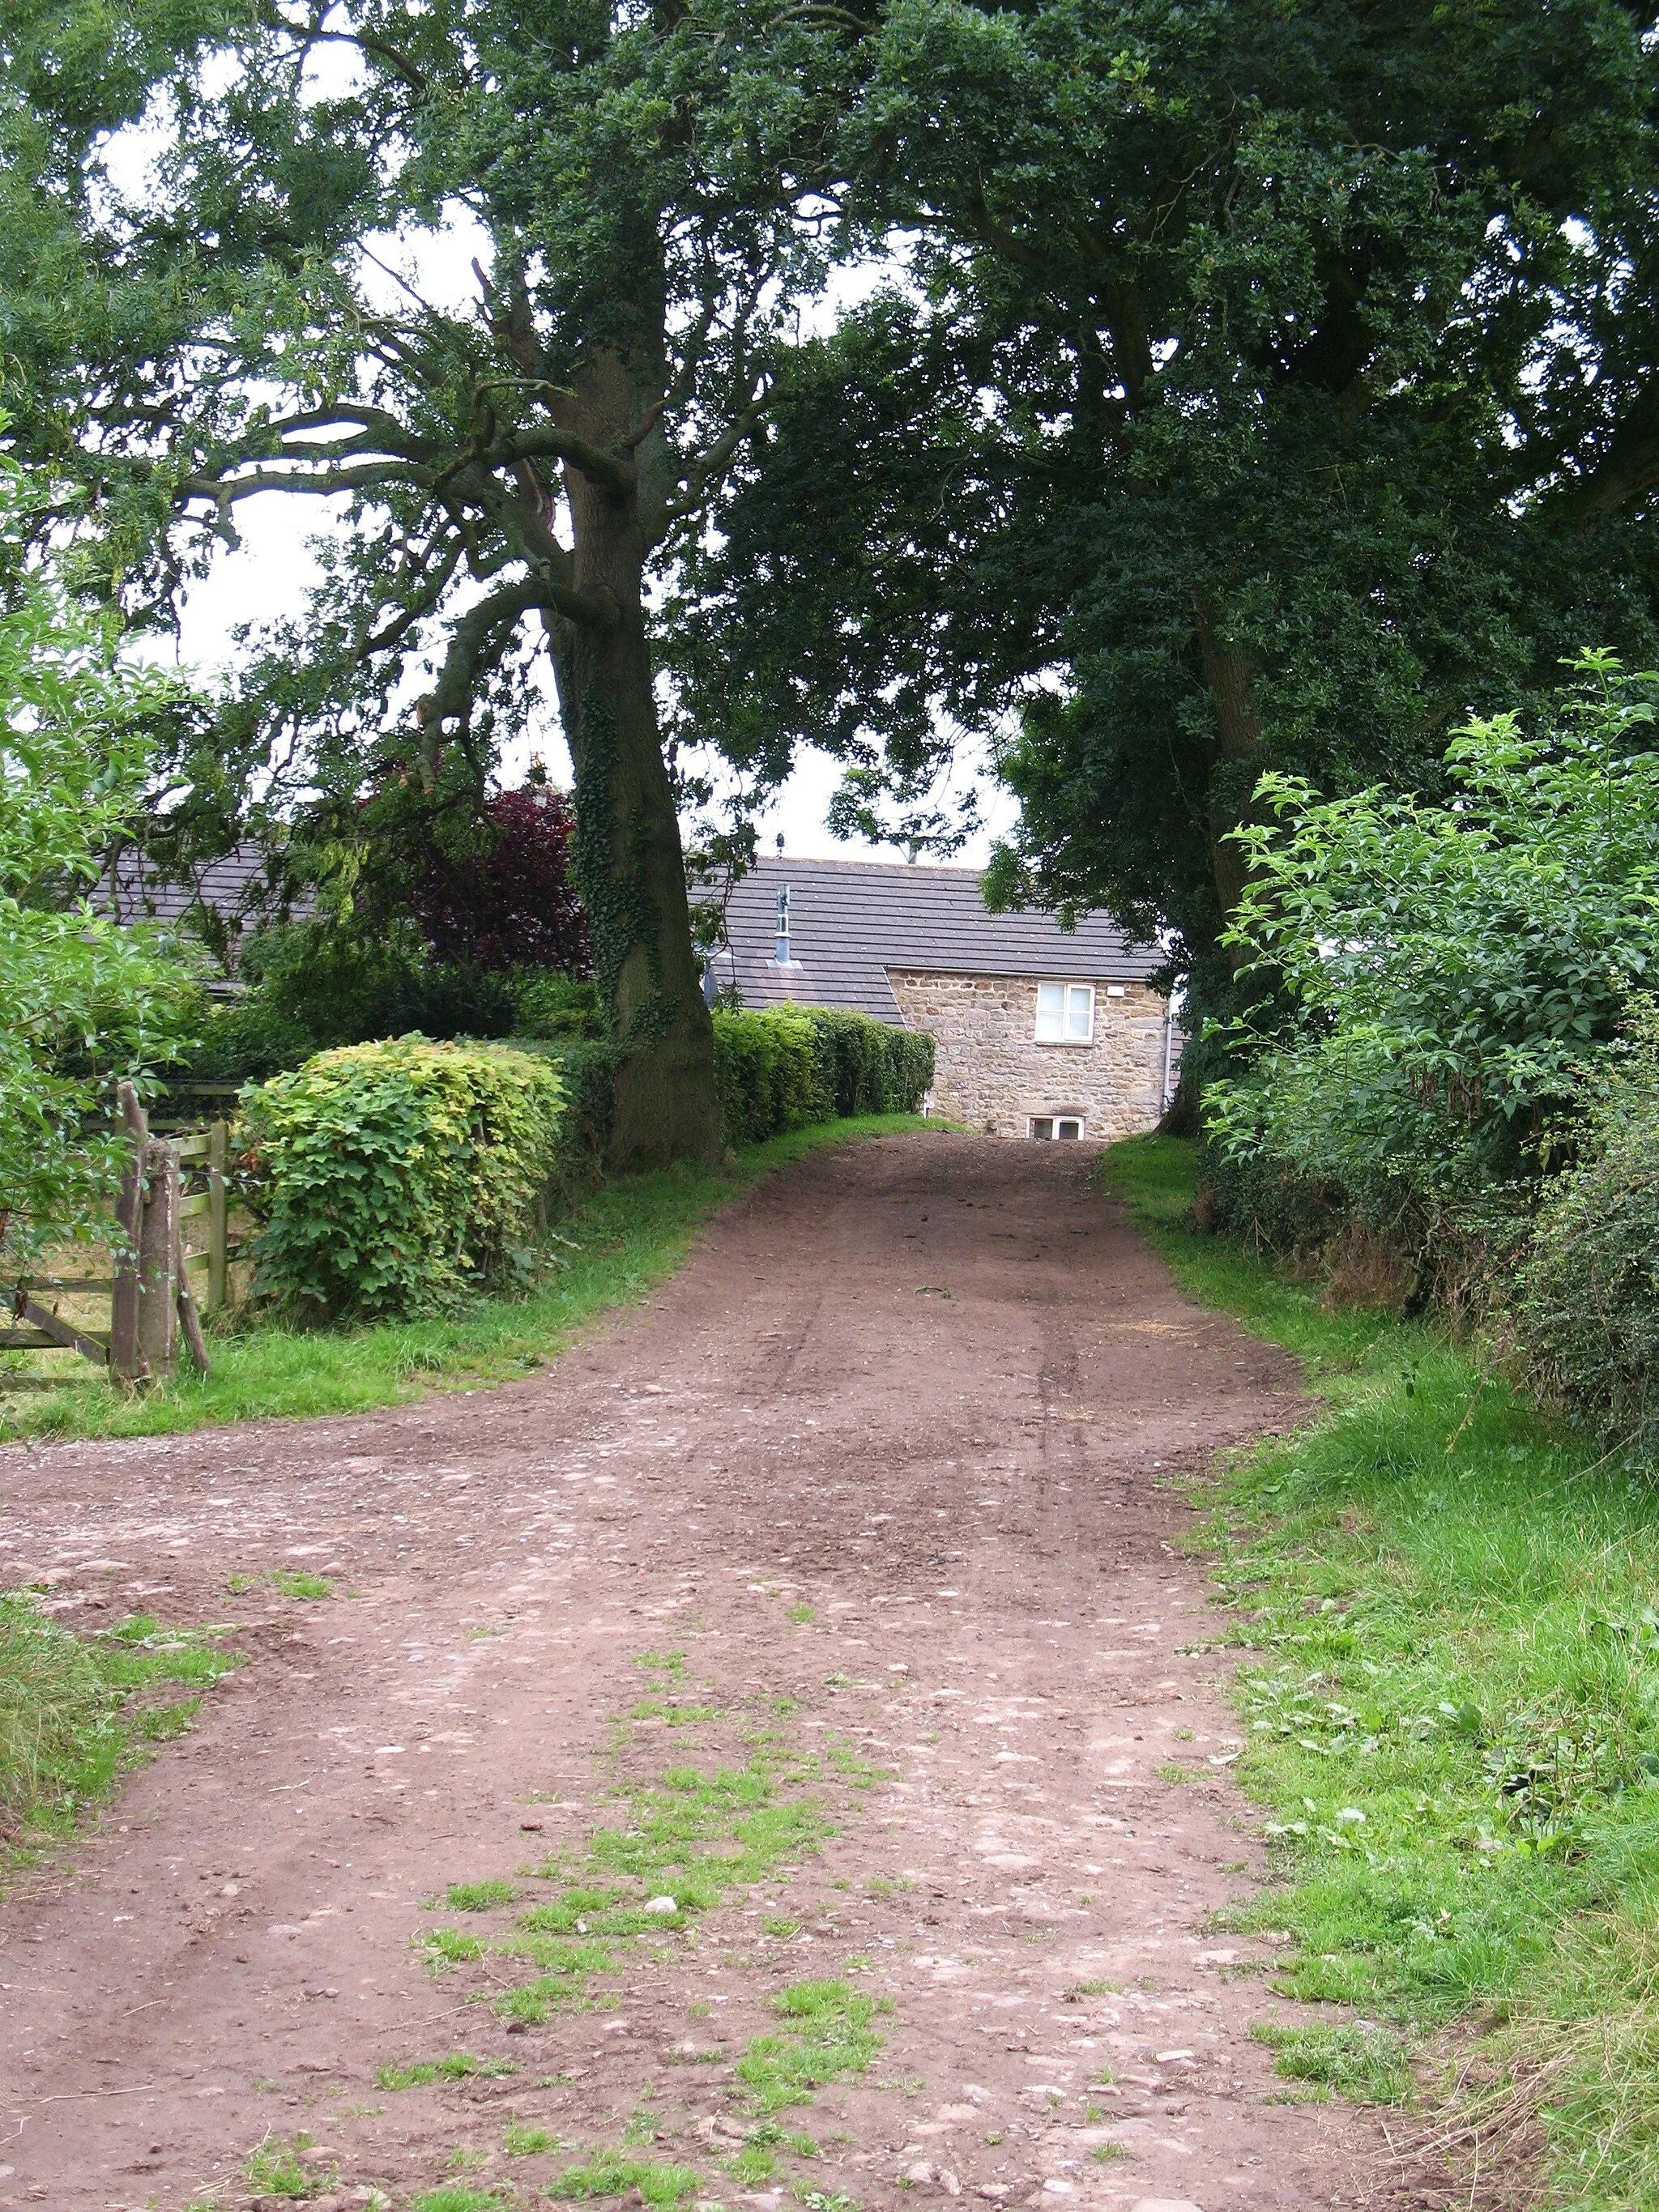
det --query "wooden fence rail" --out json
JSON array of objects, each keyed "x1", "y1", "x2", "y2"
[{"x1": 2, "y1": 1086, "x2": 247, "y2": 1386}]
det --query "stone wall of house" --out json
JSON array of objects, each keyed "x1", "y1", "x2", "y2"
[{"x1": 886, "y1": 970, "x2": 1171, "y2": 1139}]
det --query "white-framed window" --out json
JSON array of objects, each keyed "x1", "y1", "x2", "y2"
[
  {"x1": 1030, "y1": 1116, "x2": 1084, "y2": 1141},
  {"x1": 1034, "y1": 980, "x2": 1094, "y2": 1043}
]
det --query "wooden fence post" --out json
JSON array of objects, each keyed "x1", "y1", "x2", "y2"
[
  {"x1": 109, "y1": 1083, "x2": 147, "y2": 1382},
  {"x1": 207, "y1": 1119, "x2": 228, "y2": 1313},
  {"x1": 134, "y1": 1137, "x2": 180, "y2": 1381},
  {"x1": 111, "y1": 1084, "x2": 181, "y2": 1385}
]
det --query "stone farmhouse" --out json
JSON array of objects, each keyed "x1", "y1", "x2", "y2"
[{"x1": 706, "y1": 855, "x2": 1178, "y2": 1140}]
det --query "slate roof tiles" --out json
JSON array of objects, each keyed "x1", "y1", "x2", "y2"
[{"x1": 705, "y1": 855, "x2": 1161, "y2": 1025}]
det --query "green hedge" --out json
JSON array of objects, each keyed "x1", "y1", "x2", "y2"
[
  {"x1": 241, "y1": 1038, "x2": 567, "y2": 1319},
  {"x1": 1515, "y1": 1022, "x2": 1659, "y2": 1460},
  {"x1": 238, "y1": 1010, "x2": 932, "y2": 1322},
  {"x1": 711, "y1": 1004, "x2": 934, "y2": 1148},
  {"x1": 505, "y1": 1034, "x2": 616, "y2": 1204}
]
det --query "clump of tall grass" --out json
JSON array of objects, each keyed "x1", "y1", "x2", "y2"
[
  {"x1": 0, "y1": 1589, "x2": 119, "y2": 1838},
  {"x1": 0, "y1": 1593, "x2": 237, "y2": 1854}
]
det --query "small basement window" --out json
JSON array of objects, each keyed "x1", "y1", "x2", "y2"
[
  {"x1": 1030, "y1": 1116, "x2": 1084, "y2": 1141},
  {"x1": 1034, "y1": 981, "x2": 1094, "y2": 1042}
]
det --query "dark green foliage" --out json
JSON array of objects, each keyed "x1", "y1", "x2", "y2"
[
  {"x1": 511, "y1": 975, "x2": 603, "y2": 1042},
  {"x1": 512, "y1": 1036, "x2": 617, "y2": 1208},
  {"x1": 1196, "y1": 660, "x2": 1659, "y2": 1294},
  {"x1": 808, "y1": 1009, "x2": 932, "y2": 1123},
  {"x1": 876, "y1": 1024, "x2": 937, "y2": 1121},
  {"x1": 1517, "y1": 1019, "x2": 1659, "y2": 1462},
  {"x1": 711, "y1": 1009, "x2": 830, "y2": 1149},
  {"x1": 2, "y1": 0, "x2": 888, "y2": 1162},
  {"x1": 177, "y1": 999, "x2": 318, "y2": 1086},
  {"x1": 1197, "y1": 1141, "x2": 1346, "y2": 1260},
  {"x1": 710, "y1": 1009, "x2": 934, "y2": 1149},
  {"x1": 241, "y1": 1038, "x2": 568, "y2": 1320},
  {"x1": 181, "y1": 928, "x2": 603, "y2": 1086},
  {"x1": 684, "y1": 0, "x2": 1659, "y2": 1005}
]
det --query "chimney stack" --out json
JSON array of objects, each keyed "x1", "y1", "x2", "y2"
[{"x1": 774, "y1": 883, "x2": 791, "y2": 966}]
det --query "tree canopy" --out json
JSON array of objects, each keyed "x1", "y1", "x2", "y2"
[
  {"x1": 0, "y1": 445, "x2": 200, "y2": 1275},
  {"x1": 681, "y1": 0, "x2": 1659, "y2": 1004},
  {"x1": 7, "y1": 0, "x2": 1659, "y2": 1132}
]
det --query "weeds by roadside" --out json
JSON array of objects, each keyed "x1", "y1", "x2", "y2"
[
  {"x1": 0, "y1": 1596, "x2": 238, "y2": 1860},
  {"x1": 0, "y1": 1115, "x2": 941, "y2": 1444},
  {"x1": 1105, "y1": 1135, "x2": 1659, "y2": 2205},
  {"x1": 417, "y1": 1745, "x2": 838, "y2": 2023}
]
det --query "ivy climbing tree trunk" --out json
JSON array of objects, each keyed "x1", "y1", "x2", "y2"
[
  {"x1": 1193, "y1": 590, "x2": 1264, "y2": 957},
  {"x1": 530, "y1": 350, "x2": 724, "y2": 1169},
  {"x1": 557, "y1": 524, "x2": 721, "y2": 1166}
]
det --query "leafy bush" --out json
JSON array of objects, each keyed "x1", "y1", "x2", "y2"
[
  {"x1": 509, "y1": 1035, "x2": 616, "y2": 1203},
  {"x1": 710, "y1": 1007, "x2": 934, "y2": 1147},
  {"x1": 177, "y1": 997, "x2": 317, "y2": 1085},
  {"x1": 241, "y1": 1038, "x2": 567, "y2": 1319},
  {"x1": 510, "y1": 972, "x2": 603, "y2": 1039},
  {"x1": 1209, "y1": 654, "x2": 1659, "y2": 1233},
  {"x1": 713, "y1": 1008, "x2": 830, "y2": 1146},
  {"x1": 1516, "y1": 1012, "x2": 1659, "y2": 1458},
  {"x1": 181, "y1": 930, "x2": 603, "y2": 1087}
]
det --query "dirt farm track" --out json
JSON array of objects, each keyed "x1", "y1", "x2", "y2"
[{"x1": 0, "y1": 1134, "x2": 1399, "y2": 2212}]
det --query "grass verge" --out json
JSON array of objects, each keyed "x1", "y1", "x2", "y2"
[
  {"x1": 1105, "y1": 1134, "x2": 1659, "y2": 2208},
  {"x1": 0, "y1": 1113, "x2": 940, "y2": 1444}
]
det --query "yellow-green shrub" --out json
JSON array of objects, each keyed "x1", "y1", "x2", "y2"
[
  {"x1": 710, "y1": 1006, "x2": 934, "y2": 1147},
  {"x1": 241, "y1": 1038, "x2": 566, "y2": 1319}
]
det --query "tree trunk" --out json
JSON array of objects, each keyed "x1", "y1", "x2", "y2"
[
  {"x1": 1192, "y1": 588, "x2": 1263, "y2": 953},
  {"x1": 556, "y1": 370, "x2": 723, "y2": 1170}
]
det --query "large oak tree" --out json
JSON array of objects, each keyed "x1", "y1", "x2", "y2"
[{"x1": 2, "y1": 0, "x2": 867, "y2": 1162}]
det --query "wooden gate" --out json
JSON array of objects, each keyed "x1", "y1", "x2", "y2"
[{"x1": 2, "y1": 1085, "x2": 244, "y2": 1385}]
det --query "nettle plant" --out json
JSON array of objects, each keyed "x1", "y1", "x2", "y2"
[
  {"x1": 1206, "y1": 652, "x2": 1659, "y2": 1217},
  {"x1": 240, "y1": 1038, "x2": 567, "y2": 1319}
]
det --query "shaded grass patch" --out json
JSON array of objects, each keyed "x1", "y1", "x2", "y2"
[
  {"x1": 420, "y1": 1747, "x2": 838, "y2": 2024},
  {"x1": 736, "y1": 1978, "x2": 886, "y2": 2115},
  {"x1": 374, "y1": 2052, "x2": 518, "y2": 2091},
  {"x1": 546, "y1": 2151, "x2": 700, "y2": 2204},
  {"x1": 1, "y1": 1596, "x2": 238, "y2": 1856}
]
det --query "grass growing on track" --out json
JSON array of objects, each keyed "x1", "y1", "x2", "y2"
[
  {"x1": 0, "y1": 1599, "x2": 238, "y2": 1857},
  {"x1": 0, "y1": 1113, "x2": 940, "y2": 1444},
  {"x1": 1105, "y1": 1135, "x2": 1659, "y2": 2207}
]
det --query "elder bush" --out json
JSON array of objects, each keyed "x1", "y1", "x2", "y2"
[{"x1": 1207, "y1": 653, "x2": 1659, "y2": 1238}]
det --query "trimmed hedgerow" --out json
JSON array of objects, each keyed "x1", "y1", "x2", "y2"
[
  {"x1": 711, "y1": 1007, "x2": 934, "y2": 1149},
  {"x1": 712, "y1": 1007, "x2": 830, "y2": 1147},
  {"x1": 509, "y1": 1034, "x2": 617, "y2": 1204},
  {"x1": 241, "y1": 1038, "x2": 567, "y2": 1319},
  {"x1": 874, "y1": 1021, "x2": 935, "y2": 1117}
]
